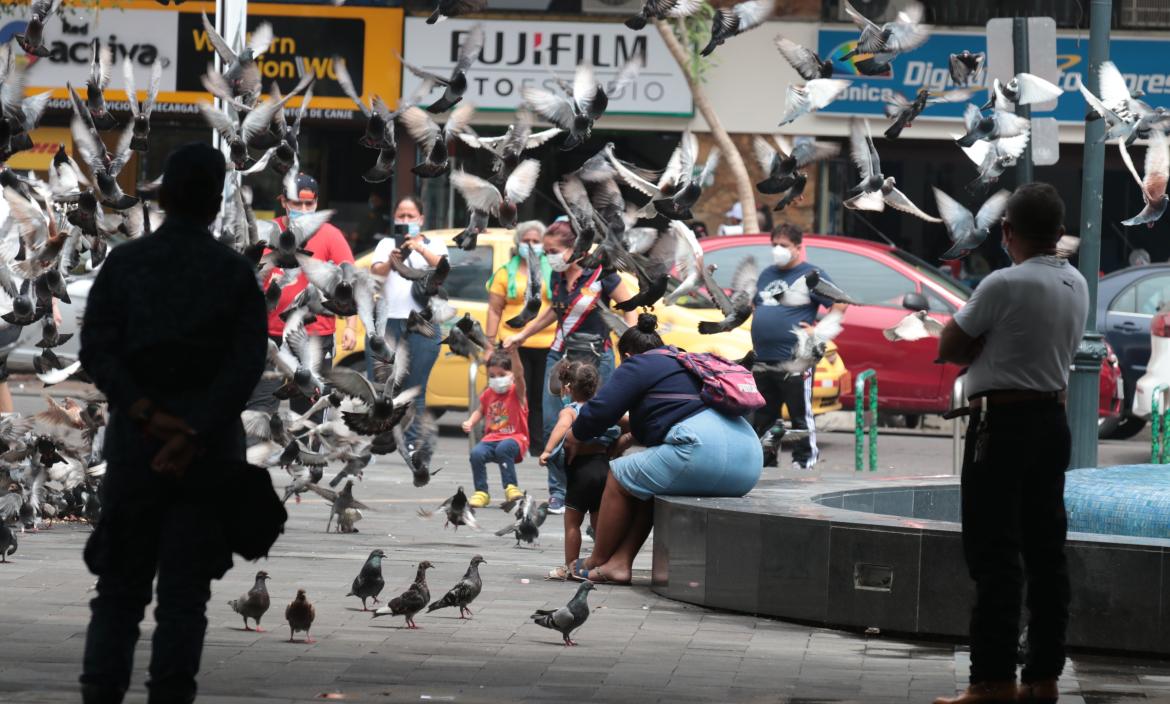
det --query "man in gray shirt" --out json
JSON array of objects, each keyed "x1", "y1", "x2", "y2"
[{"x1": 934, "y1": 183, "x2": 1088, "y2": 704}]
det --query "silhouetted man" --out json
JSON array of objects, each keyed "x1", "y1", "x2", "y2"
[{"x1": 78, "y1": 143, "x2": 268, "y2": 704}]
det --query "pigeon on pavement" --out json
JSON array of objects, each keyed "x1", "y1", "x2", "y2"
[
  {"x1": 284, "y1": 589, "x2": 316, "y2": 643},
  {"x1": 531, "y1": 580, "x2": 595, "y2": 646},
  {"x1": 427, "y1": 555, "x2": 485, "y2": 618},
  {"x1": 494, "y1": 493, "x2": 548, "y2": 547},
  {"x1": 347, "y1": 549, "x2": 387, "y2": 610},
  {"x1": 372, "y1": 561, "x2": 433, "y2": 629},
  {"x1": 229, "y1": 571, "x2": 272, "y2": 632},
  {"x1": 419, "y1": 487, "x2": 479, "y2": 530}
]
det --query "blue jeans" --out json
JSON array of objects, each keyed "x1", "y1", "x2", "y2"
[
  {"x1": 610, "y1": 408, "x2": 763, "y2": 500},
  {"x1": 469, "y1": 438, "x2": 521, "y2": 494},
  {"x1": 382, "y1": 317, "x2": 441, "y2": 446},
  {"x1": 542, "y1": 347, "x2": 615, "y2": 501}
]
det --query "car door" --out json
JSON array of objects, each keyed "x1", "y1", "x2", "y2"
[
  {"x1": 806, "y1": 246, "x2": 942, "y2": 409},
  {"x1": 1103, "y1": 273, "x2": 1170, "y2": 386},
  {"x1": 424, "y1": 242, "x2": 497, "y2": 410}
]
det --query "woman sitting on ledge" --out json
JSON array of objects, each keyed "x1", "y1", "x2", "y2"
[{"x1": 567, "y1": 313, "x2": 764, "y2": 584}]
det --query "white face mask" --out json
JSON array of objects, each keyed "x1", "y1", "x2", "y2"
[
  {"x1": 772, "y1": 245, "x2": 793, "y2": 267},
  {"x1": 547, "y1": 251, "x2": 571, "y2": 272},
  {"x1": 488, "y1": 374, "x2": 514, "y2": 393},
  {"x1": 519, "y1": 242, "x2": 543, "y2": 258}
]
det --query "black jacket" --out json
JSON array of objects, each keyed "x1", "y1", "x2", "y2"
[{"x1": 80, "y1": 217, "x2": 268, "y2": 499}]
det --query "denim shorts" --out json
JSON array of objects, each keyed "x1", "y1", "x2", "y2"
[{"x1": 611, "y1": 408, "x2": 763, "y2": 501}]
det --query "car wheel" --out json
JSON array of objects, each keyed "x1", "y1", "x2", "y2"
[
  {"x1": 1105, "y1": 414, "x2": 1147, "y2": 440},
  {"x1": 904, "y1": 414, "x2": 921, "y2": 429},
  {"x1": 1098, "y1": 414, "x2": 1121, "y2": 439}
]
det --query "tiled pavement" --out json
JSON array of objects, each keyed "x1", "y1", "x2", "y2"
[{"x1": 2, "y1": 416, "x2": 1169, "y2": 702}]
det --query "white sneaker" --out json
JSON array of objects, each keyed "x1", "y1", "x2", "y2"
[{"x1": 792, "y1": 460, "x2": 814, "y2": 471}]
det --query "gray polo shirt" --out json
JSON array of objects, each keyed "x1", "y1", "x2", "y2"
[{"x1": 953, "y1": 255, "x2": 1089, "y2": 397}]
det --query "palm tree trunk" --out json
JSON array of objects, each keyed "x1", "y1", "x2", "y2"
[{"x1": 654, "y1": 19, "x2": 758, "y2": 234}]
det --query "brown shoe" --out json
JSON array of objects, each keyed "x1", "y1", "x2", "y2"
[
  {"x1": 1018, "y1": 679, "x2": 1059, "y2": 703},
  {"x1": 933, "y1": 681, "x2": 1018, "y2": 704}
]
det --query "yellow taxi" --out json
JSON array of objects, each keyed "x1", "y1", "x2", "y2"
[{"x1": 334, "y1": 229, "x2": 847, "y2": 415}]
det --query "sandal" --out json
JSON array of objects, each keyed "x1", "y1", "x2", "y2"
[
  {"x1": 545, "y1": 565, "x2": 569, "y2": 581},
  {"x1": 569, "y1": 559, "x2": 629, "y2": 585}
]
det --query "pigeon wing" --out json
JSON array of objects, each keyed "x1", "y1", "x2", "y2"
[
  {"x1": 848, "y1": 118, "x2": 873, "y2": 181},
  {"x1": 733, "y1": 0, "x2": 774, "y2": 31},
  {"x1": 247, "y1": 22, "x2": 274, "y2": 58},
  {"x1": 450, "y1": 170, "x2": 503, "y2": 213},
  {"x1": 328, "y1": 367, "x2": 379, "y2": 405},
  {"x1": 1098, "y1": 61, "x2": 1133, "y2": 111},
  {"x1": 931, "y1": 187, "x2": 974, "y2": 241},
  {"x1": 200, "y1": 12, "x2": 237, "y2": 63},
  {"x1": 504, "y1": 159, "x2": 541, "y2": 205},
  {"x1": 974, "y1": 189, "x2": 1012, "y2": 232},
  {"x1": 1012, "y1": 73, "x2": 1062, "y2": 105},
  {"x1": 520, "y1": 86, "x2": 575, "y2": 130},
  {"x1": 1144, "y1": 130, "x2": 1170, "y2": 201},
  {"x1": 883, "y1": 186, "x2": 941, "y2": 223},
  {"x1": 751, "y1": 135, "x2": 777, "y2": 172},
  {"x1": 398, "y1": 107, "x2": 441, "y2": 152},
  {"x1": 774, "y1": 36, "x2": 822, "y2": 81},
  {"x1": 455, "y1": 23, "x2": 485, "y2": 73}
]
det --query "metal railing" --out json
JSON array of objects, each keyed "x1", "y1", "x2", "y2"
[
  {"x1": 854, "y1": 369, "x2": 878, "y2": 472},
  {"x1": 952, "y1": 374, "x2": 967, "y2": 476},
  {"x1": 1151, "y1": 384, "x2": 1170, "y2": 464}
]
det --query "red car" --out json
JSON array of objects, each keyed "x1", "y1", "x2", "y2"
[{"x1": 697, "y1": 234, "x2": 1122, "y2": 428}]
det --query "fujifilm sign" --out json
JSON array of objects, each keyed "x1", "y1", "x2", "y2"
[{"x1": 402, "y1": 17, "x2": 693, "y2": 116}]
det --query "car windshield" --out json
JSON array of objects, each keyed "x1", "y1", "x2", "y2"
[{"x1": 889, "y1": 250, "x2": 971, "y2": 301}]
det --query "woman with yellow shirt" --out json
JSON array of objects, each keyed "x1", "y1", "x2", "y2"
[{"x1": 484, "y1": 221, "x2": 552, "y2": 457}]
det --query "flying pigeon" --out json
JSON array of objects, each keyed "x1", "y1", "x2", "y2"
[
  {"x1": 399, "y1": 103, "x2": 475, "y2": 178},
  {"x1": 932, "y1": 187, "x2": 1011, "y2": 260},
  {"x1": 284, "y1": 589, "x2": 316, "y2": 643},
  {"x1": 522, "y1": 60, "x2": 641, "y2": 151},
  {"x1": 983, "y1": 73, "x2": 1063, "y2": 111},
  {"x1": 494, "y1": 493, "x2": 548, "y2": 547},
  {"x1": 777, "y1": 79, "x2": 852, "y2": 126},
  {"x1": 228, "y1": 570, "x2": 272, "y2": 632},
  {"x1": 652, "y1": 140, "x2": 719, "y2": 220},
  {"x1": 372, "y1": 561, "x2": 433, "y2": 629},
  {"x1": 402, "y1": 24, "x2": 484, "y2": 113},
  {"x1": 122, "y1": 57, "x2": 162, "y2": 152},
  {"x1": 456, "y1": 110, "x2": 562, "y2": 183},
  {"x1": 840, "y1": 0, "x2": 930, "y2": 75},
  {"x1": 625, "y1": 0, "x2": 703, "y2": 30},
  {"x1": 200, "y1": 12, "x2": 274, "y2": 106},
  {"x1": 844, "y1": 119, "x2": 941, "y2": 223},
  {"x1": 753, "y1": 134, "x2": 838, "y2": 194},
  {"x1": 427, "y1": 555, "x2": 485, "y2": 618},
  {"x1": 774, "y1": 36, "x2": 834, "y2": 80},
  {"x1": 347, "y1": 549, "x2": 387, "y2": 610},
  {"x1": 780, "y1": 309, "x2": 845, "y2": 376},
  {"x1": 1118, "y1": 131, "x2": 1170, "y2": 228},
  {"x1": 450, "y1": 159, "x2": 541, "y2": 234},
  {"x1": 428, "y1": 0, "x2": 487, "y2": 23},
  {"x1": 697, "y1": 263, "x2": 753, "y2": 334},
  {"x1": 531, "y1": 580, "x2": 595, "y2": 646},
  {"x1": 0, "y1": 521, "x2": 15, "y2": 562},
  {"x1": 955, "y1": 103, "x2": 1030, "y2": 148},
  {"x1": 15, "y1": 0, "x2": 60, "y2": 57},
  {"x1": 955, "y1": 131, "x2": 1029, "y2": 195},
  {"x1": 883, "y1": 87, "x2": 978, "y2": 140},
  {"x1": 418, "y1": 487, "x2": 479, "y2": 530},
  {"x1": 700, "y1": 0, "x2": 776, "y2": 57},
  {"x1": 948, "y1": 50, "x2": 985, "y2": 87},
  {"x1": 310, "y1": 478, "x2": 370, "y2": 533},
  {"x1": 884, "y1": 310, "x2": 944, "y2": 342}
]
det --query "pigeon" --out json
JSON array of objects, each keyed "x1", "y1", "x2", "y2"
[
  {"x1": 402, "y1": 23, "x2": 484, "y2": 113},
  {"x1": 840, "y1": 0, "x2": 929, "y2": 75},
  {"x1": 1118, "y1": 131, "x2": 1170, "y2": 228},
  {"x1": 0, "y1": 56, "x2": 51, "y2": 159},
  {"x1": 37, "y1": 360, "x2": 83, "y2": 387},
  {"x1": 955, "y1": 103, "x2": 1030, "y2": 148},
  {"x1": 199, "y1": 88, "x2": 308, "y2": 171},
  {"x1": 455, "y1": 313, "x2": 489, "y2": 350},
  {"x1": 777, "y1": 79, "x2": 852, "y2": 126},
  {"x1": 804, "y1": 270, "x2": 855, "y2": 305},
  {"x1": 427, "y1": 555, "x2": 485, "y2": 618},
  {"x1": 69, "y1": 113, "x2": 137, "y2": 210},
  {"x1": 15, "y1": 0, "x2": 60, "y2": 57},
  {"x1": 948, "y1": 50, "x2": 985, "y2": 87},
  {"x1": 752, "y1": 134, "x2": 838, "y2": 194},
  {"x1": 955, "y1": 132, "x2": 1029, "y2": 195},
  {"x1": 1056, "y1": 235, "x2": 1080, "y2": 260},
  {"x1": 780, "y1": 309, "x2": 845, "y2": 376},
  {"x1": 0, "y1": 521, "x2": 15, "y2": 562},
  {"x1": 347, "y1": 548, "x2": 387, "y2": 610},
  {"x1": 652, "y1": 139, "x2": 719, "y2": 220},
  {"x1": 450, "y1": 159, "x2": 541, "y2": 236},
  {"x1": 844, "y1": 119, "x2": 941, "y2": 223},
  {"x1": 884, "y1": 310, "x2": 944, "y2": 342},
  {"x1": 228, "y1": 571, "x2": 272, "y2": 632},
  {"x1": 82, "y1": 39, "x2": 118, "y2": 130},
  {"x1": 772, "y1": 172, "x2": 809, "y2": 211},
  {"x1": 284, "y1": 589, "x2": 316, "y2": 643},
  {"x1": 295, "y1": 256, "x2": 373, "y2": 318},
  {"x1": 399, "y1": 104, "x2": 475, "y2": 178},
  {"x1": 531, "y1": 580, "x2": 595, "y2": 646},
  {"x1": 310, "y1": 479, "x2": 370, "y2": 533},
  {"x1": 625, "y1": 0, "x2": 702, "y2": 30},
  {"x1": 442, "y1": 325, "x2": 484, "y2": 360},
  {"x1": 394, "y1": 410, "x2": 441, "y2": 488},
  {"x1": 200, "y1": 12, "x2": 274, "y2": 105},
  {"x1": 504, "y1": 245, "x2": 545, "y2": 329},
  {"x1": 1079, "y1": 61, "x2": 1163, "y2": 145},
  {"x1": 983, "y1": 74, "x2": 1063, "y2": 112},
  {"x1": 122, "y1": 57, "x2": 162, "y2": 152},
  {"x1": 372, "y1": 560, "x2": 433, "y2": 629},
  {"x1": 883, "y1": 87, "x2": 977, "y2": 140},
  {"x1": 418, "y1": 487, "x2": 478, "y2": 530},
  {"x1": 256, "y1": 209, "x2": 335, "y2": 269},
  {"x1": 700, "y1": 0, "x2": 775, "y2": 57},
  {"x1": 280, "y1": 463, "x2": 324, "y2": 503},
  {"x1": 932, "y1": 187, "x2": 1011, "y2": 260},
  {"x1": 456, "y1": 110, "x2": 562, "y2": 183},
  {"x1": 49, "y1": 145, "x2": 88, "y2": 203},
  {"x1": 427, "y1": 0, "x2": 487, "y2": 24},
  {"x1": 697, "y1": 263, "x2": 753, "y2": 334},
  {"x1": 774, "y1": 36, "x2": 834, "y2": 80},
  {"x1": 495, "y1": 493, "x2": 549, "y2": 547},
  {"x1": 328, "y1": 362, "x2": 419, "y2": 436},
  {"x1": 522, "y1": 60, "x2": 641, "y2": 151},
  {"x1": 335, "y1": 57, "x2": 394, "y2": 151}
]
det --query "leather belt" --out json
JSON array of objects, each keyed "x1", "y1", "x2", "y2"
[{"x1": 942, "y1": 389, "x2": 1067, "y2": 420}]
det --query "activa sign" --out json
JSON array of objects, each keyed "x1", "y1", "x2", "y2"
[{"x1": 402, "y1": 17, "x2": 692, "y2": 117}]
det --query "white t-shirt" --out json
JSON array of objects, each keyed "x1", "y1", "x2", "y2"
[
  {"x1": 371, "y1": 236, "x2": 450, "y2": 320},
  {"x1": 953, "y1": 255, "x2": 1089, "y2": 396}
]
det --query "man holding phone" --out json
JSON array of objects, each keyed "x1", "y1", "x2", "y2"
[{"x1": 370, "y1": 196, "x2": 449, "y2": 446}]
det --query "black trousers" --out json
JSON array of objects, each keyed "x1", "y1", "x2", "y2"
[
  {"x1": 961, "y1": 400, "x2": 1071, "y2": 684},
  {"x1": 751, "y1": 367, "x2": 815, "y2": 466},
  {"x1": 519, "y1": 346, "x2": 547, "y2": 456},
  {"x1": 81, "y1": 497, "x2": 231, "y2": 704}
]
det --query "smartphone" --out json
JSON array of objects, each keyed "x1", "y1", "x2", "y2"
[{"x1": 392, "y1": 223, "x2": 410, "y2": 248}]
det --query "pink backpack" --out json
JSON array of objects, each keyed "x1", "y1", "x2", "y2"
[{"x1": 647, "y1": 347, "x2": 765, "y2": 417}]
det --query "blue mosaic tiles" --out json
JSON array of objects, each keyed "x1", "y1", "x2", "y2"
[{"x1": 1065, "y1": 464, "x2": 1170, "y2": 539}]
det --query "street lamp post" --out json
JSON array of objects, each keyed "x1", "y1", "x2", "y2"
[{"x1": 1068, "y1": 0, "x2": 1112, "y2": 469}]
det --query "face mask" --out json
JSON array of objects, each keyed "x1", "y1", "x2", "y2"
[
  {"x1": 547, "y1": 251, "x2": 572, "y2": 272},
  {"x1": 519, "y1": 242, "x2": 543, "y2": 258},
  {"x1": 561, "y1": 393, "x2": 572, "y2": 405},
  {"x1": 488, "y1": 374, "x2": 513, "y2": 393},
  {"x1": 288, "y1": 209, "x2": 307, "y2": 221},
  {"x1": 772, "y1": 245, "x2": 793, "y2": 267}
]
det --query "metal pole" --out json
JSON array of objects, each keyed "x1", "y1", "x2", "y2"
[
  {"x1": 1068, "y1": 0, "x2": 1112, "y2": 470},
  {"x1": 1012, "y1": 17, "x2": 1034, "y2": 185}
]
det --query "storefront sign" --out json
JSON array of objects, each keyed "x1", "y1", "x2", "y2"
[
  {"x1": 6, "y1": 127, "x2": 72, "y2": 172},
  {"x1": 817, "y1": 28, "x2": 1170, "y2": 124},
  {"x1": 402, "y1": 17, "x2": 693, "y2": 117},
  {"x1": 0, "y1": 0, "x2": 402, "y2": 118}
]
